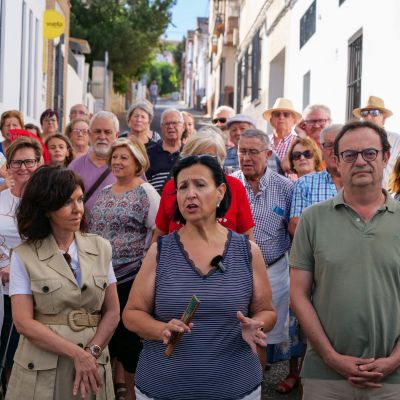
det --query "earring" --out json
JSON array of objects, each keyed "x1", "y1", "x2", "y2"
[{"x1": 217, "y1": 201, "x2": 221, "y2": 208}]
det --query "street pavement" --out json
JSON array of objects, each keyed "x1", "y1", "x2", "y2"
[{"x1": 120, "y1": 97, "x2": 302, "y2": 400}]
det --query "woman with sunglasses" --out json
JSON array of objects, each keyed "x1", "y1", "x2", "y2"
[
  {"x1": 288, "y1": 136, "x2": 323, "y2": 178},
  {"x1": 153, "y1": 127, "x2": 255, "y2": 242},
  {"x1": 123, "y1": 154, "x2": 276, "y2": 400}
]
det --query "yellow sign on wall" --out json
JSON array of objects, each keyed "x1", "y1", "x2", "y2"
[{"x1": 43, "y1": 10, "x2": 65, "y2": 39}]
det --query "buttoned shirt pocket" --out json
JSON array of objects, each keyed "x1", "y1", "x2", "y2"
[
  {"x1": 31, "y1": 279, "x2": 63, "y2": 314},
  {"x1": 93, "y1": 275, "x2": 108, "y2": 307}
]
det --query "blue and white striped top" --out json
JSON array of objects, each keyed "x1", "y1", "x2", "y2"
[{"x1": 135, "y1": 230, "x2": 263, "y2": 400}]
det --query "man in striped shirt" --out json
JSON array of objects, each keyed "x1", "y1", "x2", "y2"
[
  {"x1": 288, "y1": 124, "x2": 343, "y2": 235},
  {"x1": 146, "y1": 108, "x2": 184, "y2": 194}
]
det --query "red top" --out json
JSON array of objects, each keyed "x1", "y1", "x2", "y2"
[{"x1": 155, "y1": 175, "x2": 255, "y2": 233}]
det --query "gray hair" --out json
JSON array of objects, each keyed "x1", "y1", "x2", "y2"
[
  {"x1": 181, "y1": 126, "x2": 227, "y2": 165},
  {"x1": 320, "y1": 123, "x2": 343, "y2": 144},
  {"x1": 161, "y1": 108, "x2": 184, "y2": 124},
  {"x1": 126, "y1": 101, "x2": 154, "y2": 123},
  {"x1": 240, "y1": 129, "x2": 270, "y2": 149},
  {"x1": 89, "y1": 111, "x2": 119, "y2": 133},
  {"x1": 213, "y1": 105, "x2": 235, "y2": 119},
  {"x1": 303, "y1": 104, "x2": 332, "y2": 119}
]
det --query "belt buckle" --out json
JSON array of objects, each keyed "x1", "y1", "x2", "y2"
[{"x1": 68, "y1": 310, "x2": 86, "y2": 332}]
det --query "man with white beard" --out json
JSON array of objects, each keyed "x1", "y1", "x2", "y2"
[{"x1": 68, "y1": 111, "x2": 119, "y2": 212}]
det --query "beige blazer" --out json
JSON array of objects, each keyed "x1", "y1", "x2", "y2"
[{"x1": 6, "y1": 232, "x2": 115, "y2": 400}]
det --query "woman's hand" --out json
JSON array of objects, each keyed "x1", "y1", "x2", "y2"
[
  {"x1": 5, "y1": 170, "x2": 15, "y2": 190},
  {"x1": 237, "y1": 311, "x2": 266, "y2": 354},
  {"x1": 72, "y1": 347, "x2": 102, "y2": 398},
  {"x1": 161, "y1": 319, "x2": 193, "y2": 345}
]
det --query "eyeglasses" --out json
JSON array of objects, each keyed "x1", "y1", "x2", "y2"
[
  {"x1": 291, "y1": 150, "x2": 313, "y2": 161},
  {"x1": 180, "y1": 154, "x2": 218, "y2": 161},
  {"x1": 304, "y1": 119, "x2": 329, "y2": 126},
  {"x1": 43, "y1": 118, "x2": 57, "y2": 123},
  {"x1": 360, "y1": 109, "x2": 383, "y2": 118},
  {"x1": 272, "y1": 111, "x2": 292, "y2": 118},
  {"x1": 70, "y1": 110, "x2": 88, "y2": 116},
  {"x1": 9, "y1": 159, "x2": 38, "y2": 169},
  {"x1": 322, "y1": 142, "x2": 334, "y2": 150},
  {"x1": 238, "y1": 148, "x2": 267, "y2": 156},
  {"x1": 71, "y1": 128, "x2": 89, "y2": 135},
  {"x1": 162, "y1": 121, "x2": 182, "y2": 127},
  {"x1": 340, "y1": 148, "x2": 382, "y2": 163},
  {"x1": 212, "y1": 117, "x2": 227, "y2": 124}
]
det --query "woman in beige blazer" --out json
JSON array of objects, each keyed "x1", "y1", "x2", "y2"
[{"x1": 5, "y1": 166, "x2": 119, "y2": 399}]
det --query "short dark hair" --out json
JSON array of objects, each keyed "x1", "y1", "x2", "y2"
[
  {"x1": 334, "y1": 120, "x2": 391, "y2": 157},
  {"x1": 40, "y1": 109, "x2": 59, "y2": 125},
  {"x1": 172, "y1": 155, "x2": 232, "y2": 224},
  {"x1": 17, "y1": 166, "x2": 87, "y2": 242}
]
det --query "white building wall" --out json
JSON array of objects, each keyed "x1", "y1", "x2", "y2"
[
  {"x1": 287, "y1": 0, "x2": 400, "y2": 131},
  {"x1": 66, "y1": 63, "x2": 84, "y2": 118},
  {"x1": 0, "y1": 0, "x2": 46, "y2": 124}
]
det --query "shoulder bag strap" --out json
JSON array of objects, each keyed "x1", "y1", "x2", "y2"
[{"x1": 84, "y1": 167, "x2": 111, "y2": 204}]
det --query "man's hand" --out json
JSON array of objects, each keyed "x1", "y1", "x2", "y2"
[{"x1": 327, "y1": 353, "x2": 383, "y2": 388}]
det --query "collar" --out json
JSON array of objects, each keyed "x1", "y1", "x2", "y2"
[
  {"x1": 238, "y1": 168, "x2": 271, "y2": 192},
  {"x1": 159, "y1": 140, "x2": 182, "y2": 154},
  {"x1": 273, "y1": 130, "x2": 296, "y2": 144},
  {"x1": 37, "y1": 231, "x2": 99, "y2": 261},
  {"x1": 332, "y1": 188, "x2": 396, "y2": 213}
]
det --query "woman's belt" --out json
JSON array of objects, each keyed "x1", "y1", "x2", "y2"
[{"x1": 35, "y1": 310, "x2": 101, "y2": 332}]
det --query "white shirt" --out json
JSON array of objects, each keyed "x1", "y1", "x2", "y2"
[
  {"x1": 9, "y1": 240, "x2": 116, "y2": 295},
  {"x1": 0, "y1": 189, "x2": 21, "y2": 294},
  {"x1": 383, "y1": 131, "x2": 400, "y2": 189}
]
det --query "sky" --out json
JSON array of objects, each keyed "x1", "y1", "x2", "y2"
[{"x1": 164, "y1": 0, "x2": 209, "y2": 41}]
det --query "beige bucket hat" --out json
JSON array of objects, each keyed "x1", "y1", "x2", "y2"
[
  {"x1": 263, "y1": 98, "x2": 302, "y2": 121},
  {"x1": 353, "y1": 95, "x2": 393, "y2": 118}
]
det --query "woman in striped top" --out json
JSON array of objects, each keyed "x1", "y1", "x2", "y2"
[{"x1": 123, "y1": 155, "x2": 277, "y2": 400}]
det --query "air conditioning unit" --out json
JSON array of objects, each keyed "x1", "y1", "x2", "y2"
[{"x1": 233, "y1": 28, "x2": 239, "y2": 47}]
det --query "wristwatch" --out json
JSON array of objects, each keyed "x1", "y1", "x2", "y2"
[{"x1": 85, "y1": 344, "x2": 102, "y2": 359}]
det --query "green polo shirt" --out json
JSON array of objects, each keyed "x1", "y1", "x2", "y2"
[{"x1": 290, "y1": 189, "x2": 400, "y2": 382}]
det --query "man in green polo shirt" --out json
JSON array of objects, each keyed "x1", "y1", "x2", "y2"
[{"x1": 290, "y1": 120, "x2": 400, "y2": 399}]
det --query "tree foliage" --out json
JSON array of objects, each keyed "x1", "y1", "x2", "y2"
[
  {"x1": 148, "y1": 61, "x2": 178, "y2": 95},
  {"x1": 70, "y1": 0, "x2": 177, "y2": 93}
]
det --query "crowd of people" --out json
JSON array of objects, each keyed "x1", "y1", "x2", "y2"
[{"x1": 0, "y1": 92, "x2": 399, "y2": 400}]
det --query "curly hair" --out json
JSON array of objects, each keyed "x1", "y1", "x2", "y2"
[{"x1": 17, "y1": 166, "x2": 87, "y2": 242}]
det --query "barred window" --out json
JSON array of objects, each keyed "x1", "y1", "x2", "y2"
[
  {"x1": 346, "y1": 34, "x2": 363, "y2": 119},
  {"x1": 300, "y1": 1, "x2": 316, "y2": 49}
]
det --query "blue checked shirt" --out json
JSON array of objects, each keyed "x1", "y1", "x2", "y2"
[
  {"x1": 232, "y1": 168, "x2": 293, "y2": 265},
  {"x1": 290, "y1": 169, "x2": 338, "y2": 218}
]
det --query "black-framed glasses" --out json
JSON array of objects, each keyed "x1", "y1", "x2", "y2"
[
  {"x1": 272, "y1": 111, "x2": 292, "y2": 118},
  {"x1": 9, "y1": 159, "x2": 38, "y2": 169},
  {"x1": 238, "y1": 148, "x2": 267, "y2": 156},
  {"x1": 340, "y1": 148, "x2": 382, "y2": 163},
  {"x1": 180, "y1": 153, "x2": 218, "y2": 162},
  {"x1": 291, "y1": 150, "x2": 313, "y2": 161},
  {"x1": 212, "y1": 117, "x2": 227, "y2": 124},
  {"x1": 360, "y1": 109, "x2": 383, "y2": 118}
]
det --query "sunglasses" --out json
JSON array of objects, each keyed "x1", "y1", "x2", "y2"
[
  {"x1": 212, "y1": 117, "x2": 227, "y2": 124},
  {"x1": 340, "y1": 148, "x2": 381, "y2": 163},
  {"x1": 272, "y1": 111, "x2": 292, "y2": 118},
  {"x1": 291, "y1": 150, "x2": 313, "y2": 161},
  {"x1": 360, "y1": 109, "x2": 383, "y2": 118}
]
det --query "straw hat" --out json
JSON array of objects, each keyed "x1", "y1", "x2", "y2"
[
  {"x1": 263, "y1": 98, "x2": 302, "y2": 121},
  {"x1": 353, "y1": 96, "x2": 393, "y2": 119}
]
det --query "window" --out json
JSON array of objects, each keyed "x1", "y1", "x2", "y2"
[
  {"x1": 303, "y1": 71, "x2": 311, "y2": 109},
  {"x1": 339, "y1": 0, "x2": 346, "y2": 5},
  {"x1": 251, "y1": 29, "x2": 262, "y2": 101},
  {"x1": 243, "y1": 47, "x2": 251, "y2": 98},
  {"x1": 346, "y1": 33, "x2": 363, "y2": 119},
  {"x1": 300, "y1": 1, "x2": 316, "y2": 48},
  {"x1": 236, "y1": 57, "x2": 243, "y2": 112}
]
